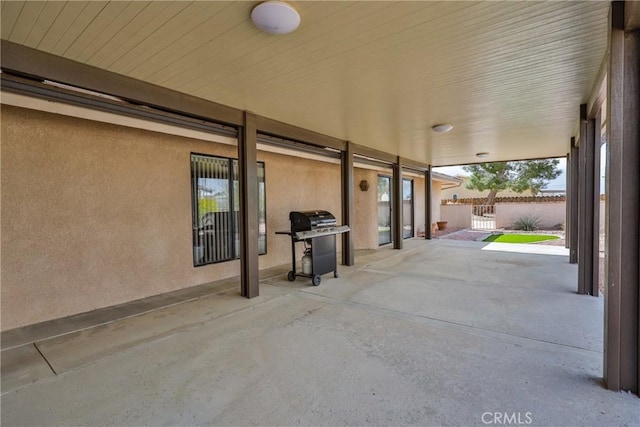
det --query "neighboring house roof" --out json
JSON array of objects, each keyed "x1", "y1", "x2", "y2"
[
  {"x1": 432, "y1": 172, "x2": 463, "y2": 185},
  {"x1": 539, "y1": 189, "x2": 566, "y2": 194},
  {"x1": 440, "y1": 174, "x2": 567, "y2": 200}
]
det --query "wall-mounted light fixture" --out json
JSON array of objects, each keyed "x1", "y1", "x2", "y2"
[
  {"x1": 359, "y1": 180, "x2": 370, "y2": 191},
  {"x1": 251, "y1": 1, "x2": 301, "y2": 34},
  {"x1": 476, "y1": 152, "x2": 490, "y2": 158}
]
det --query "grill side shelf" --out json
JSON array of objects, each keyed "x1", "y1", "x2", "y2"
[{"x1": 294, "y1": 225, "x2": 350, "y2": 240}]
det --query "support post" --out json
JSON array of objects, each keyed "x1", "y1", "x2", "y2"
[
  {"x1": 569, "y1": 139, "x2": 579, "y2": 264},
  {"x1": 591, "y1": 111, "x2": 602, "y2": 297},
  {"x1": 341, "y1": 141, "x2": 355, "y2": 266},
  {"x1": 604, "y1": 0, "x2": 639, "y2": 394},
  {"x1": 425, "y1": 167, "x2": 433, "y2": 239},
  {"x1": 239, "y1": 111, "x2": 259, "y2": 298},
  {"x1": 393, "y1": 157, "x2": 403, "y2": 249},
  {"x1": 578, "y1": 106, "x2": 596, "y2": 296},
  {"x1": 565, "y1": 153, "x2": 570, "y2": 249}
]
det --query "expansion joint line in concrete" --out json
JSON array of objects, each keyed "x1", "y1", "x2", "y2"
[{"x1": 33, "y1": 343, "x2": 57, "y2": 376}]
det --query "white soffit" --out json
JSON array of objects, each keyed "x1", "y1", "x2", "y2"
[{"x1": 1, "y1": 1, "x2": 609, "y2": 166}]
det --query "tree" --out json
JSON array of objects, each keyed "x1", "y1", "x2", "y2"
[{"x1": 462, "y1": 159, "x2": 561, "y2": 205}]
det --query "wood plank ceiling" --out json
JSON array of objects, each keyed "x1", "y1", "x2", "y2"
[{"x1": 1, "y1": 1, "x2": 609, "y2": 165}]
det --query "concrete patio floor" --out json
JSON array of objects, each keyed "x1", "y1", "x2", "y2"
[{"x1": 2, "y1": 239, "x2": 638, "y2": 426}]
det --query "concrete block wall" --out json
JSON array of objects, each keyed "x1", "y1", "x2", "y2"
[
  {"x1": 495, "y1": 202, "x2": 565, "y2": 229},
  {"x1": 412, "y1": 176, "x2": 426, "y2": 236},
  {"x1": 440, "y1": 204, "x2": 472, "y2": 229},
  {"x1": 431, "y1": 181, "x2": 442, "y2": 224}
]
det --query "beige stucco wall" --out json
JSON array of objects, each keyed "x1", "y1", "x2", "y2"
[
  {"x1": 495, "y1": 202, "x2": 565, "y2": 229},
  {"x1": 411, "y1": 176, "x2": 426, "y2": 236},
  {"x1": 2, "y1": 105, "x2": 439, "y2": 329},
  {"x1": 353, "y1": 168, "x2": 379, "y2": 249},
  {"x1": 352, "y1": 171, "x2": 429, "y2": 248},
  {"x1": 440, "y1": 204, "x2": 472, "y2": 229},
  {"x1": 431, "y1": 181, "x2": 443, "y2": 224},
  {"x1": 262, "y1": 149, "x2": 342, "y2": 267},
  {"x1": 1, "y1": 106, "x2": 341, "y2": 330}
]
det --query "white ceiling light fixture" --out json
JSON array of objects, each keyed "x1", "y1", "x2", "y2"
[
  {"x1": 431, "y1": 123, "x2": 453, "y2": 133},
  {"x1": 476, "y1": 152, "x2": 490, "y2": 158},
  {"x1": 251, "y1": 1, "x2": 301, "y2": 35}
]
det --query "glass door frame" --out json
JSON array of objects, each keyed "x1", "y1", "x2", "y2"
[{"x1": 402, "y1": 178, "x2": 414, "y2": 239}]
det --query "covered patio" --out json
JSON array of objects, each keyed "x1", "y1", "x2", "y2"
[
  {"x1": 1, "y1": 0, "x2": 639, "y2": 413},
  {"x1": 2, "y1": 240, "x2": 638, "y2": 425}
]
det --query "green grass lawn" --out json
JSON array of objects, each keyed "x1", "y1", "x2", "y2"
[{"x1": 483, "y1": 234, "x2": 560, "y2": 244}]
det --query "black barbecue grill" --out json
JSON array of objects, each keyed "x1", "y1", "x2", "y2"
[{"x1": 276, "y1": 210, "x2": 350, "y2": 286}]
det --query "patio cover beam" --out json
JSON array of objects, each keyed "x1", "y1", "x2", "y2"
[
  {"x1": 625, "y1": 0, "x2": 640, "y2": 30},
  {"x1": 254, "y1": 115, "x2": 346, "y2": 152},
  {"x1": 0, "y1": 73, "x2": 238, "y2": 138},
  {"x1": 352, "y1": 143, "x2": 397, "y2": 165},
  {"x1": 0, "y1": 40, "x2": 243, "y2": 127},
  {"x1": 604, "y1": 0, "x2": 639, "y2": 394},
  {"x1": 401, "y1": 158, "x2": 430, "y2": 172}
]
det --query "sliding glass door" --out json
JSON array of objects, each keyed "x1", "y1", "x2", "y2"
[
  {"x1": 377, "y1": 175, "x2": 392, "y2": 245},
  {"x1": 403, "y1": 179, "x2": 414, "y2": 239}
]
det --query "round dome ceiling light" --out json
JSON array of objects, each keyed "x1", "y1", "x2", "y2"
[
  {"x1": 431, "y1": 123, "x2": 453, "y2": 133},
  {"x1": 476, "y1": 152, "x2": 490, "y2": 158},
  {"x1": 251, "y1": 1, "x2": 301, "y2": 35}
]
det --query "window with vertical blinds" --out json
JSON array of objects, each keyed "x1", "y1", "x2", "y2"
[{"x1": 191, "y1": 154, "x2": 266, "y2": 266}]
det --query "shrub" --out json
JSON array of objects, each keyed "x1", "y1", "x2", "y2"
[{"x1": 513, "y1": 215, "x2": 540, "y2": 231}]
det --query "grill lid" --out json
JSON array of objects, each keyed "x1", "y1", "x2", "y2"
[{"x1": 290, "y1": 210, "x2": 336, "y2": 232}]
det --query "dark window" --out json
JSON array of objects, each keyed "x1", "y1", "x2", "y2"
[{"x1": 191, "y1": 154, "x2": 266, "y2": 266}]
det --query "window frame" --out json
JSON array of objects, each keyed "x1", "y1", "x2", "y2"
[
  {"x1": 190, "y1": 152, "x2": 266, "y2": 267},
  {"x1": 402, "y1": 178, "x2": 414, "y2": 239}
]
